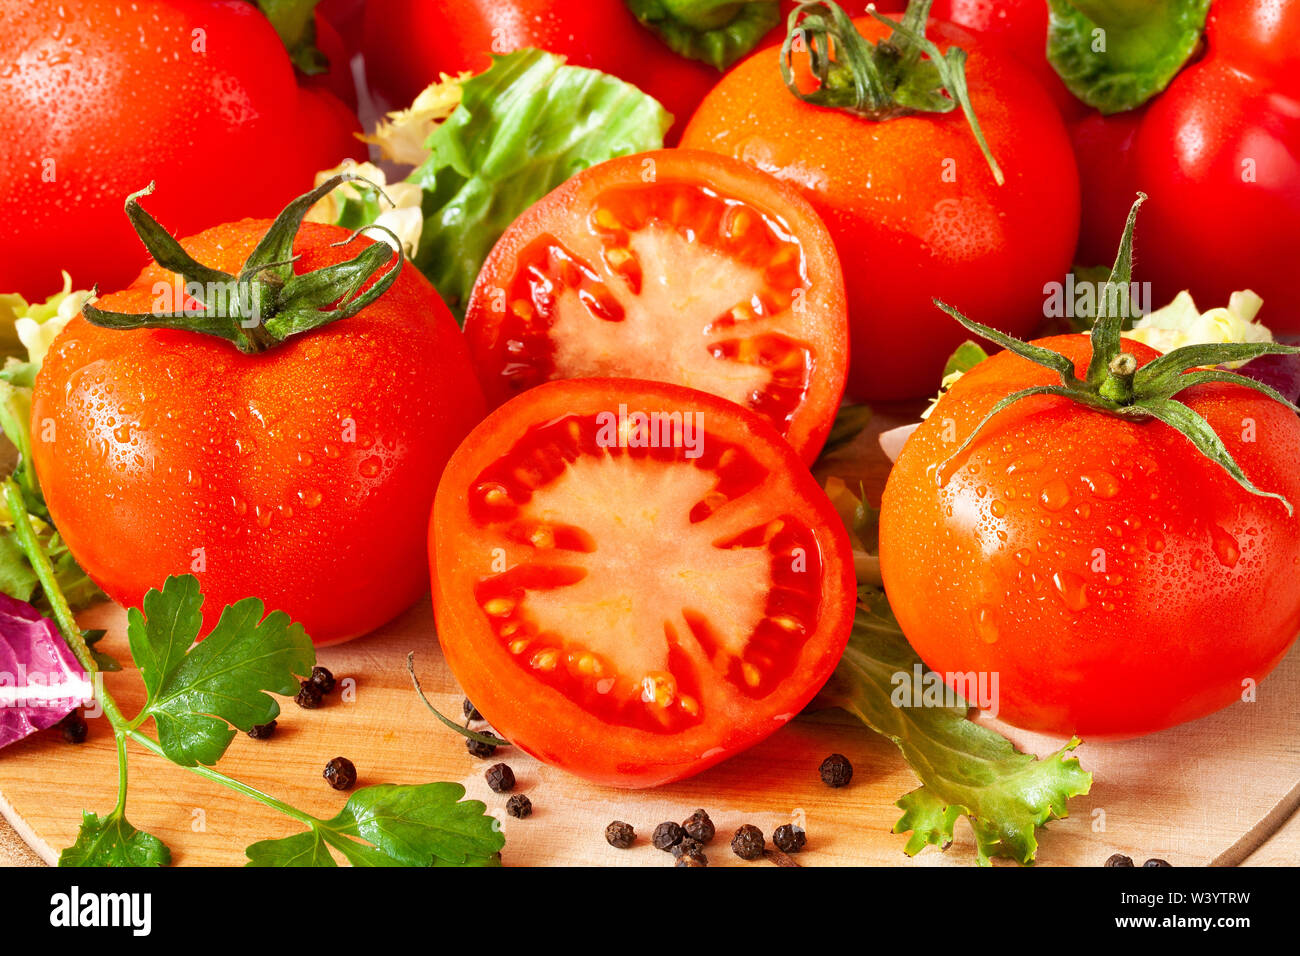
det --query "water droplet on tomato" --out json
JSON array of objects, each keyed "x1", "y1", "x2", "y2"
[
  {"x1": 1080, "y1": 470, "x2": 1120, "y2": 499},
  {"x1": 973, "y1": 605, "x2": 999, "y2": 644},
  {"x1": 1211, "y1": 526, "x2": 1241, "y2": 569},
  {"x1": 299, "y1": 488, "x2": 322, "y2": 509},
  {"x1": 1039, "y1": 478, "x2": 1071, "y2": 512},
  {"x1": 1052, "y1": 570, "x2": 1090, "y2": 611}
]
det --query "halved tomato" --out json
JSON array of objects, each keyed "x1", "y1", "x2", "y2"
[
  {"x1": 463, "y1": 150, "x2": 849, "y2": 463},
  {"x1": 430, "y1": 378, "x2": 857, "y2": 788}
]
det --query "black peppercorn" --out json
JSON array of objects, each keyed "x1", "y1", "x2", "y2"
[
  {"x1": 605, "y1": 821, "x2": 636, "y2": 848},
  {"x1": 652, "y1": 821, "x2": 685, "y2": 851},
  {"x1": 485, "y1": 763, "x2": 515, "y2": 793},
  {"x1": 1104, "y1": 853, "x2": 1135, "y2": 867},
  {"x1": 463, "y1": 698, "x2": 482, "y2": 721},
  {"x1": 506, "y1": 794, "x2": 532, "y2": 818},
  {"x1": 59, "y1": 709, "x2": 87, "y2": 744},
  {"x1": 681, "y1": 808, "x2": 715, "y2": 844},
  {"x1": 671, "y1": 837, "x2": 704, "y2": 858},
  {"x1": 247, "y1": 720, "x2": 277, "y2": 740},
  {"x1": 309, "y1": 666, "x2": 336, "y2": 695},
  {"x1": 819, "y1": 753, "x2": 853, "y2": 788},
  {"x1": 675, "y1": 851, "x2": 708, "y2": 867},
  {"x1": 1143, "y1": 858, "x2": 1172, "y2": 868},
  {"x1": 466, "y1": 735, "x2": 497, "y2": 758},
  {"x1": 731, "y1": 824, "x2": 765, "y2": 860},
  {"x1": 773, "y1": 823, "x2": 806, "y2": 854},
  {"x1": 295, "y1": 680, "x2": 323, "y2": 709},
  {"x1": 323, "y1": 756, "x2": 356, "y2": 791}
]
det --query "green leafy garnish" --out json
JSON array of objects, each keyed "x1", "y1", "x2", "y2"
[
  {"x1": 247, "y1": 783, "x2": 504, "y2": 867},
  {"x1": 0, "y1": 278, "x2": 103, "y2": 612},
  {"x1": 61, "y1": 810, "x2": 171, "y2": 868},
  {"x1": 2, "y1": 479, "x2": 502, "y2": 868},
  {"x1": 128, "y1": 576, "x2": 314, "y2": 767},
  {"x1": 408, "y1": 49, "x2": 672, "y2": 313},
  {"x1": 823, "y1": 589, "x2": 1091, "y2": 865},
  {"x1": 815, "y1": 428, "x2": 1091, "y2": 865}
]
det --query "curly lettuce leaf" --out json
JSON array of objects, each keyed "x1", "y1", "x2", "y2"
[
  {"x1": 825, "y1": 590, "x2": 1091, "y2": 865},
  {"x1": 816, "y1": 425, "x2": 1091, "y2": 866},
  {"x1": 408, "y1": 49, "x2": 672, "y2": 313}
]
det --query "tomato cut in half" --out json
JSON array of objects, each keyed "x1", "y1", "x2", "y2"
[
  {"x1": 430, "y1": 378, "x2": 857, "y2": 788},
  {"x1": 463, "y1": 150, "x2": 849, "y2": 463}
]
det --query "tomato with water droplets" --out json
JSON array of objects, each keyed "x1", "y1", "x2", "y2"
[
  {"x1": 431, "y1": 378, "x2": 856, "y2": 786},
  {"x1": 32, "y1": 220, "x2": 484, "y2": 645},
  {"x1": 880, "y1": 334, "x2": 1300, "y2": 737},
  {"x1": 464, "y1": 150, "x2": 848, "y2": 463}
]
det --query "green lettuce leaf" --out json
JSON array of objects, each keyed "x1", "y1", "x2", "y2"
[
  {"x1": 824, "y1": 589, "x2": 1091, "y2": 865},
  {"x1": 408, "y1": 49, "x2": 672, "y2": 313},
  {"x1": 815, "y1": 421, "x2": 1092, "y2": 866}
]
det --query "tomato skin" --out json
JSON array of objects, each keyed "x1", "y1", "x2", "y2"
[
  {"x1": 879, "y1": 334, "x2": 1300, "y2": 737},
  {"x1": 1070, "y1": 0, "x2": 1300, "y2": 326},
  {"x1": 360, "y1": 0, "x2": 719, "y2": 140},
  {"x1": 464, "y1": 149, "x2": 849, "y2": 463},
  {"x1": 430, "y1": 378, "x2": 857, "y2": 787},
  {"x1": 32, "y1": 221, "x2": 485, "y2": 646},
  {"x1": 0, "y1": 0, "x2": 364, "y2": 301},
  {"x1": 682, "y1": 16, "x2": 1080, "y2": 401}
]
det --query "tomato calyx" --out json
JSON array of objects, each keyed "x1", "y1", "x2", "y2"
[
  {"x1": 625, "y1": 0, "x2": 781, "y2": 70},
  {"x1": 780, "y1": 0, "x2": 1004, "y2": 184},
  {"x1": 1046, "y1": 0, "x2": 1211, "y2": 114},
  {"x1": 82, "y1": 175, "x2": 404, "y2": 355},
  {"x1": 934, "y1": 193, "x2": 1300, "y2": 512}
]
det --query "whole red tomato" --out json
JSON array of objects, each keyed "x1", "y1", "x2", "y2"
[
  {"x1": 0, "y1": 0, "x2": 364, "y2": 301},
  {"x1": 360, "y1": 0, "x2": 719, "y2": 139},
  {"x1": 31, "y1": 194, "x2": 485, "y2": 646},
  {"x1": 682, "y1": 12, "x2": 1079, "y2": 400},
  {"x1": 1069, "y1": 0, "x2": 1300, "y2": 326},
  {"x1": 880, "y1": 334, "x2": 1300, "y2": 736}
]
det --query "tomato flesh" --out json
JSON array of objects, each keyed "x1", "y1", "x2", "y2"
[
  {"x1": 465, "y1": 151, "x2": 848, "y2": 463},
  {"x1": 432, "y1": 379, "x2": 856, "y2": 786}
]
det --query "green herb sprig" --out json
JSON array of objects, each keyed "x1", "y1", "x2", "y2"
[{"x1": 3, "y1": 478, "x2": 504, "y2": 868}]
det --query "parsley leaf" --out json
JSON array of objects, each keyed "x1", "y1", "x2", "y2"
[
  {"x1": 129, "y1": 575, "x2": 315, "y2": 767},
  {"x1": 245, "y1": 783, "x2": 504, "y2": 867},
  {"x1": 59, "y1": 810, "x2": 171, "y2": 868}
]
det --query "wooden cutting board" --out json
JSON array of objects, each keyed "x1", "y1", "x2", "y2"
[
  {"x1": 1, "y1": 595, "x2": 1298, "y2": 867},
  {"x1": 3, "y1": 411, "x2": 1299, "y2": 867}
]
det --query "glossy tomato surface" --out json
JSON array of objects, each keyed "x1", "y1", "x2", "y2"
[
  {"x1": 1070, "y1": 0, "x2": 1300, "y2": 326},
  {"x1": 879, "y1": 334, "x2": 1300, "y2": 737},
  {"x1": 431, "y1": 378, "x2": 857, "y2": 787},
  {"x1": 33, "y1": 221, "x2": 485, "y2": 645},
  {"x1": 683, "y1": 16, "x2": 1079, "y2": 401},
  {"x1": 0, "y1": 0, "x2": 363, "y2": 300},
  {"x1": 360, "y1": 0, "x2": 719, "y2": 139},
  {"x1": 464, "y1": 150, "x2": 848, "y2": 462}
]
